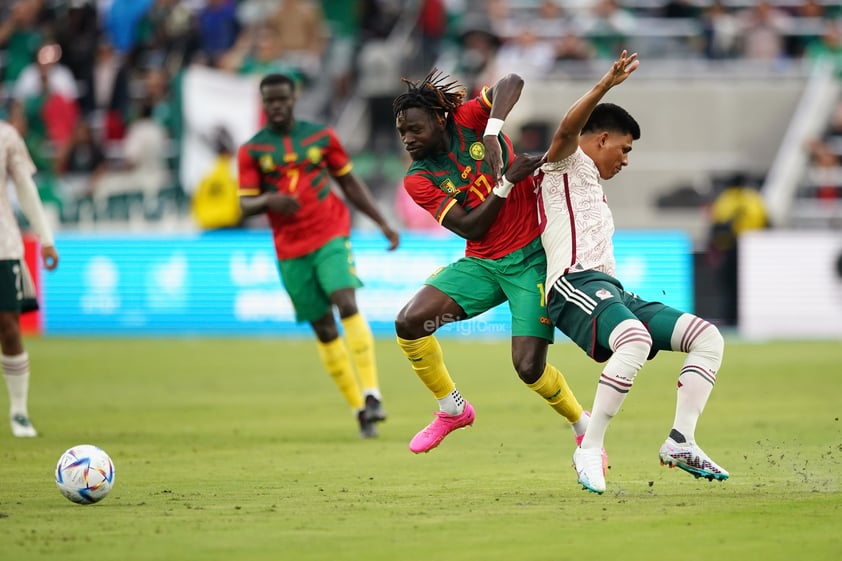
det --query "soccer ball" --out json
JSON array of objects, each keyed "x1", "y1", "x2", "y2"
[{"x1": 55, "y1": 444, "x2": 116, "y2": 504}]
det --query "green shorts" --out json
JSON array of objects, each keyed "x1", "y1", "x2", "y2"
[
  {"x1": 547, "y1": 270, "x2": 682, "y2": 362},
  {"x1": 425, "y1": 237, "x2": 554, "y2": 341},
  {"x1": 0, "y1": 259, "x2": 38, "y2": 313},
  {"x1": 277, "y1": 236, "x2": 362, "y2": 323}
]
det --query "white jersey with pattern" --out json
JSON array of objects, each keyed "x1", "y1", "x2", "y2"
[
  {"x1": 0, "y1": 121, "x2": 38, "y2": 260},
  {"x1": 537, "y1": 147, "x2": 616, "y2": 288}
]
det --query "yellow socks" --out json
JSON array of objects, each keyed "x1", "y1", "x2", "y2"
[
  {"x1": 316, "y1": 338, "x2": 363, "y2": 411},
  {"x1": 527, "y1": 363, "x2": 584, "y2": 424},
  {"x1": 318, "y1": 315, "x2": 381, "y2": 411},
  {"x1": 396, "y1": 335, "x2": 455, "y2": 399},
  {"x1": 341, "y1": 313, "x2": 378, "y2": 395}
]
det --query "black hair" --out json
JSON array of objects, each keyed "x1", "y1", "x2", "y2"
[
  {"x1": 259, "y1": 73, "x2": 296, "y2": 92},
  {"x1": 583, "y1": 103, "x2": 641, "y2": 140},
  {"x1": 392, "y1": 68, "x2": 466, "y2": 123}
]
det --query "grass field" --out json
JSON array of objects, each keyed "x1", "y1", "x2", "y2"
[{"x1": 1, "y1": 337, "x2": 840, "y2": 561}]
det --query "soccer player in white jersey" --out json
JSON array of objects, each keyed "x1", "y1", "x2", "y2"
[
  {"x1": 535, "y1": 51, "x2": 729, "y2": 494},
  {"x1": 0, "y1": 119, "x2": 59, "y2": 437}
]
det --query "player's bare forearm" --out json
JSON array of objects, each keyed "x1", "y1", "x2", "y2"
[
  {"x1": 335, "y1": 174, "x2": 400, "y2": 249},
  {"x1": 240, "y1": 193, "x2": 301, "y2": 217},
  {"x1": 547, "y1": 85, "x2": 609, "y2": 162},
  {"x1": 485, "y1": 73, "x2": 524, "y2": 120},
  {"x1": 483, "y1": 74, "x2": 524, "y2": 181},
  {"x1": 239, "y1": 193, "x2": 268, "y2": 217},
  {"x1": 335, "y1": 174, "x2": 383, "y2": 223},
  {"x1": 441, "y1": 195, "x2": 506, "y2": 241},
  {"x1": 547, "y1": 51, "x2": 639, "y2": 162}
]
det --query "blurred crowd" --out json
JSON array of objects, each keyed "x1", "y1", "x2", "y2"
[
  {"x1": 801, "y1": 94, "x2": 842, "y2": 220},
  {"x1": 2, "y1": 0, "x2": 842, "y2": 230}
]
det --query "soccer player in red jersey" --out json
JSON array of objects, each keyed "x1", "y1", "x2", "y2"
[
  {"x1": 238, "y1": 74, "x2": 400, "y2": 439},
  {"x1": 392, "y1": 69, "x2": 592, "y2": 455}
]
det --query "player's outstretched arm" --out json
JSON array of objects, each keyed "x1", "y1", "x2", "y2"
[
  {"x1": 546, "y1": 50, "x2": 639, "y2": 163},
  {"x1": 334, "y1": 173, "x2": 400, "y2": 251}
]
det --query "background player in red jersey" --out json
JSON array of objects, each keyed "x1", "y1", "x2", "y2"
[
  {"x1": 238, "y1": 74, "x2": 400, "y2": 439},
  {"x1": 391, "y1": 69, "x2": 593, "y2": 455}
]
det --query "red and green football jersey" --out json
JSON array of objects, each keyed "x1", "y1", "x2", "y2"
[
  {"x1": 402, "y1": 94, "x2": 541, "y2": 260},
  {"x1": 238, "y1": 121, "x2": 352, "y2": 259}
]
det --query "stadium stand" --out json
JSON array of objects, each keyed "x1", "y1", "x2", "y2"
[{"x1": 1, "y1": 0, "x2": 841, "y2": 242}]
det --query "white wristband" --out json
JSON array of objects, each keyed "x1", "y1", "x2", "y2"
[
  {"x1": 484, "y1": 117, "x2": 504, "y2": 137},
  {"x1": 493, "y1": 176, "x2": 514, "y2": 198}
]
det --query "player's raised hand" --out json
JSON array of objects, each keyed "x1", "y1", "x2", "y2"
[
  {"x1": 604, "y1": 50, "x2": 639, "y2": 88},
  {"x1": 483, "y1": 135, "x2": 504, "y2": 183},
  {"x1": 504, "y1": 153, "x2": 545, "y2": 184}
]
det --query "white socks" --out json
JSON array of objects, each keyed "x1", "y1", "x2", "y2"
[
  {"x1": 437, "y1": 388, "x2": 465, "y2": 416},
  {"x1": 582, "y1": 320, "x2": 651, "y2": 449},
  {"x1": 3, "y1": 352, "x2": 31, "y2": 416},
  {"x1": 670, "y1": 315, "x2": 724, "y2": 442}
]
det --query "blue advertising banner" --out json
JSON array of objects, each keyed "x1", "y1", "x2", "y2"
[{"x1": 42, "y1": 230, "x2": 691, "y2": 337}]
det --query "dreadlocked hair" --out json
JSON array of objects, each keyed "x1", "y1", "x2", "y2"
[{"x1": 392, "y1": 68, "x2": 466, "y2": 121}]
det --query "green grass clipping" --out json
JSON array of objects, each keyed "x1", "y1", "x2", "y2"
[{"x1": 1, "y1": 337, "x2": 840, "y2": 561}]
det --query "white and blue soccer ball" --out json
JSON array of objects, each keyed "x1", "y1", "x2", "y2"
[{"x1": 55, "y1": 444, "x2": 116, "y2": 504}]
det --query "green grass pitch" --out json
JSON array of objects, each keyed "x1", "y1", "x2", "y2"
[{"x1": 1, "y1": 337, "x2": 840, "y2": 561}]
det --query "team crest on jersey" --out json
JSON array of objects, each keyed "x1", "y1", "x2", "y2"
[
  {"x1": 306, "y1": 146, "x2": 322, "y2": 164},
  {"x1": 469, "y1": 141, "x2": 485, "y2": 160},
  {"x1": 259, "y1": 154, "x2": 275, "y2": 172},
  {"x1": 439, "y1": 178, "x2": 458, "y2": 195},
  {"x1": 595, "y1": 289, "x2": 614, "y2": 300}
]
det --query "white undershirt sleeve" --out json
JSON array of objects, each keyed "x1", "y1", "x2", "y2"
[{"x1": 11, "y1": 166, "x2": 54, "y2": 248}]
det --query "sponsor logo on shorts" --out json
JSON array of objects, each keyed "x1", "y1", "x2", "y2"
[
  {"x1": 539, "y1": 316, "x2": 552, "y2": 325},
  {"x1": 595, "y1": 289, "x2": 613, "y2": 300}
]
